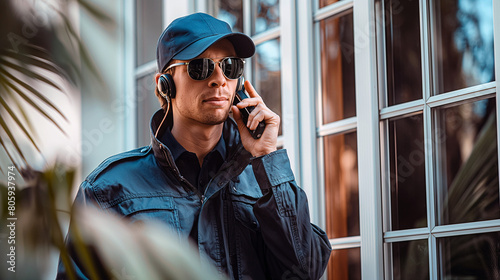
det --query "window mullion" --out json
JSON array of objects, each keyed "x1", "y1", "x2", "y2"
[
  {"x1": 429, "y1": 234, "x2": 439, "y2": 279},
  {"x1": 296, "y1": 0, "x2": 322, "y2": 224},
  {"x1": 423, "y1": 103, "x2": 437, "y2": 279},
  {"x1": 420, "y1": 1, "x2": 437, "y2": 278},
  {"x1": 494, "y1": 0, "x2": 500, "y2": 197},
  {"x1": 353, "y1": 0, "x2": 384, "y2": 279},
  {"x1": 125, "y1": 0, "x2": 137, "y2": 150},
  {"x1": 420, "y1": 0, "x2": 432, "y2": 101},
  {"x1": 243, "y1": 0, "x2": 253, "y2": 83},
  {"x1": 280, "y1": 0, "x2": 300, "y2": 182}
]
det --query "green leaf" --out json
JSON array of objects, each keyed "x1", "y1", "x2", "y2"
[
  {"x1": 9, "y1": 91, "x2": 38, "y2": 140},
  {"x1": 55, "y1": 10, "x2": 106, "y2": 86},
  {"x1": 0, "y1": 54, "x2": 64, "y2": 92},
  {"x1": 0, "y1": 66, "x2": 67, "y2": 122},
  {"x1": 17, "y1": 43, "x2": 79, "y2": 86},
  {"x1": 0, "y1": 136, "x2": 20, "y2": 170},
  {"x1": 0, "y1": 92, "x2": 40, "y2": 153},
  {"x1": 0, "y1": 111, "x2": 27, "y2": 163},
  {"x1": 0, "y1": 73, "x2": 66, "y2": 134}
]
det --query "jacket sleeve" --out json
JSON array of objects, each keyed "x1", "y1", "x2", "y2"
[
  {"x1": 56, "y1": 181, "x2": 110, "y2": 280},
  {"x1": 251, "y1": 149, "x2": 332, "y2": 280}
]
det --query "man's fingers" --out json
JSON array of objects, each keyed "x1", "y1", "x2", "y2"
[
  {"x1": 231, "y1": 106, "x2": 251, "y2": 136},
  {"x1": 248, "y1": 109, "x2": 268, "y2": 130},
  {"x1": 244, "y1": 80, "x2": 260, "y2": 98}
]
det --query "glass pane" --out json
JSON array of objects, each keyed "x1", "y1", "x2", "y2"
[
  {"x1": 136, "y1": 74, "x2": 161, "y2": 146},
  {"x1": 436, "y1": 98, "x2": 499, "y2": 225},
  {"x1": 253, "y1": 39, "x2": 282, "y2": 135},
  {"x1": 324, "y1": 132, "x2": 359, "y2": 238},
  {"x1": 319, "y1": 0, "x2": 345, "y2": 9},
  {"x1": 215, "y1": 0, "x2": 243, "y2": 32},
  {"x1": 392, "y1": 240, "x2": 429, "y2": 280},
  {"x1": 320, "y1": 13, "x2": 356, "y2": 124},
  {"x1": 136, "y1": 0, "x2": 163, "y2": 66},
  {"x1": 327, "y1": 248, "x2": 361, "y2": 280},
  {"x1": 253, "y1": 0, "x2": 279, "y2": 35},
  {"x1": 439, "y1": 232, "x2": 500, "y2": 279},
  {"x1": 433, "y1": 0, "x2": 495, "y2": 94},
  {"x1": 384, "y1": 0, "x2": 422, "y2": 106},
  {"x1": 388, "y1": 114, "x2": 427, "y2": 230}
]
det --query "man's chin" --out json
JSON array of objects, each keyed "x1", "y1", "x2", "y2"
[{"x1": 203, "y1": 112, "x2": 230, "y2": 126}]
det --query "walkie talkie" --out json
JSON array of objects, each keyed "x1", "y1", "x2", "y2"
[{"x1": 233, "y1": 77, "x2": 266, "y2": 139}]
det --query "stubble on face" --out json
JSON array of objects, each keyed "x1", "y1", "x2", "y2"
[{"x1": 170, "y1": 40, "x2": 238, "y2": 128}]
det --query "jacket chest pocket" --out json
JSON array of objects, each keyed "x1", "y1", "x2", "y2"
[
  {"x1": 112, "y1": 196, "x2": 181, "y2": 236},
  {"x1": 228, "y1": 181, "x2": 262, "y2": 232}
]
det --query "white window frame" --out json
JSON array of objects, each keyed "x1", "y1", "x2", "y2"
[
  {"x1": 374, "y1": 0, "x2": 500, "y2": 279},
  {"x1": 352, "y1": 0, "x2": 384, "y2": 278}
]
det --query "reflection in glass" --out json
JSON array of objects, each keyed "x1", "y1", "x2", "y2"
[
  {"x1": 136, "y1": 74, "x2": 160, "y2": 146},
  {"x1": 253, "y1": 0, "x2": 279, "y2": 35},
  {"x1": 136, "y1": 0, "x2": 163, "y2": 66},
  {"x1": 436, "y1": 98, "x2": 499, "y2": 225},
  {"x1": 384, "y1": 0, "x2": 422, "y2": 106},
  {"x1": 439, "y1": 232, "x2": 500, "y2": 279},
  {"x1": 320, "y1": 13, "x2": 356, "y2": 124},
  {"x1": 215, "y1": 0, "x2": 243, "y2": 32},
  {"x1": 433, "y1": 0, "x2": 495, "y2": 94},
  {"x1": 392, "y1": 240, "x2": 429, "y2": 280},
  {"x1": 388, "y1": 114, "x2": 427, "y2": 230},
  {"x1": 324, "y1": 132, "x2": 359, "y2": 239},
  {"x1": 253, "y1": 39, "x2": 282, "y2": 135},
  {"x1": 319, "y1": 0, "x2": 344, "y2": 9},
  {"x1": 327, "y1": 248, "x2": 361, "y2": 280}
]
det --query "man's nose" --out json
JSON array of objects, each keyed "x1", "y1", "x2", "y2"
[{"x1": 208, "y1": 62, "x2": 227, "y2": 87}]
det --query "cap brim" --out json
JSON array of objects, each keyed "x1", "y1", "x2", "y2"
[{"x1": 173, "y1": 33, "x2": 255, "y2": 61}]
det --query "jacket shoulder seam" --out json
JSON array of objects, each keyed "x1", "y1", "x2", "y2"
[{"x1": 86, "y1": 146, "x2": 151, "y2": 184}]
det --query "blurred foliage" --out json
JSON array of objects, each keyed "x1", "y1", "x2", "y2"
[
  {"x1": 0, "y1": 1, "x2": 223, "y2": 279},
  {"x1": 0, "y1": 164, "x2": 223, "y2": 280},
  {"x1": 0, "y1": 0, "x2": 112, "y2": 171}
]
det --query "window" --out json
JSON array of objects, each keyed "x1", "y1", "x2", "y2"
[
  {"x1": 315, "y1": 1, "x2": 361, "y2": 279},
  {"x1": 380, "y1": 0, "x2": 499, "y2": 279},
  {"x1": 135, "y1": 0, "x2": 163, "y2": 146}
]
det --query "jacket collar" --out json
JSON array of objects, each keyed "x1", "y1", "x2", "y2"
[{"x1": 149, "y1": 109, "x2": 251, "y2": 179}]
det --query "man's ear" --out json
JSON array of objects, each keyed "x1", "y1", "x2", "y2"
[{"x1": 155, "y1": 73, "x2": 161, "y2": 84}]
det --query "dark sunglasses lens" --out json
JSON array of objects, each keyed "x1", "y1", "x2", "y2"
[
  {"x1": 221, "y1": 58, "x2": 244, "y2": 79},
  {"x1": 188, "y1": 58, "x2": 215, "y2": 80}
]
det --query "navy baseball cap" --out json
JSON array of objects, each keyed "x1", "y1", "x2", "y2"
[{"x1": 156, "y1": 13, "x2": 255, "y2": 72}]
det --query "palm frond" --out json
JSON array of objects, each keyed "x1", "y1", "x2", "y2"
[
  {"x1": 55, "y1": 9, "x2": 107, "y2": 86},
  {"x1": 0, "y1": 112, "x2": 28, "y2": 163},
  {"x1": 0, "y1": 94, "x2": 41, "y2": 153},
  {"x1": 1, "y1": 51, "x2": 67, "y2": 91},
  {"x1": 0, "y1": 66, "x2": 67, "y2": 121},
  {"x1": 0, "y1": 0, "x2": 114, "y2": 169},
  {"x1": 0, "y1": 72, "x2": 66, "y2": 133}
]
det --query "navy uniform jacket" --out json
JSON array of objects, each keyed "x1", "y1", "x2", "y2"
[{"x1": 58, "y1": 109, "x2": 332, "y2": 279}]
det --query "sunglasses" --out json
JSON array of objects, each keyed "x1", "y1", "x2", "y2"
[{"x1": 165, "y1": 57, "x2": 245, "y2": 81}]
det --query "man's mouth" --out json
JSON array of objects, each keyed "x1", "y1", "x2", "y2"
[{"x1": 203, "y1": 97, "x2": 229, "y2": 107}]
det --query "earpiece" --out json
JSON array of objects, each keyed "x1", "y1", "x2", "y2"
[{"x1": 158, "y1": 74, "x2": 176, "y2": 99}]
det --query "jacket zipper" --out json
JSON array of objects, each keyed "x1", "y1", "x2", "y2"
[
  {"x1": 159, "y1": 144, "x2": 204, "y2": 202},
  {"x1": 200, "y1": 145, "x2": 249, "y2": 203},
  {"x1": 159, "y1": 141, "x2": 249, "y2": 204}
]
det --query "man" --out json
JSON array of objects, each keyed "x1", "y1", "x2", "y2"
[{"x1": 59, "y1": 13, "x2": 331, "y2": 279}]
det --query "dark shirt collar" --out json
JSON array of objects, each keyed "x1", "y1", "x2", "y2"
[{"x1": 160, "y1": 126, "x2": 226, "y2": 162}]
